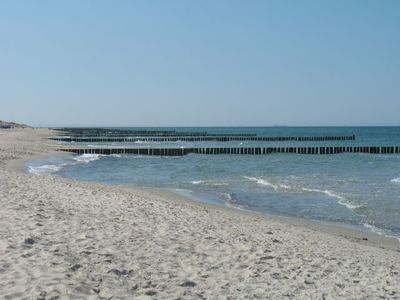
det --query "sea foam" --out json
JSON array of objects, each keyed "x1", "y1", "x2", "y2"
[
  {"x1": 302, "y1": 188, "x2": 361, "y2": 210},
  {"x1": 243, "y1": 176, "x2": 279, "y2": 190},
  {"x1": 363, "y1": 223, "x2": 400, "y2": 243},
  {"x1": 390, "y1": 177, "x2": 400, "y2": 184},
  {"x1": 73, "y1": 154, "x2": 103, "y2": 163},
  {"x1": 191, "y1": 180, "x2": 205, "y2": 185},
  {"x1": 29, "y1": 153, "x2": 103, "y2": 176},
  {"x1": 28, "y1": 164, "x2": 66, "y2": 176},
  {"x1": 243, "y1": 176, "x2": 292, "y2": 191}
]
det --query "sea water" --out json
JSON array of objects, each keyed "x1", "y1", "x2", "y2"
[{"x1": 28, "y1": 127, "x2": 400, "y2": 239}]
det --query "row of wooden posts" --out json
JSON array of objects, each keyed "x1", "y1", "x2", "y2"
[
  {"x1": 61, "y1": 146, "x2": 400, "y2": 156},
  {"x1": 52, "y1": 135, "x2": 356, "y2": 143},
  {"x1": 58, "y1": 132, "x2": 257, "y2": 138},
  {"x1": 54, "y1": 128, "x2": 257, "y2": 137}
]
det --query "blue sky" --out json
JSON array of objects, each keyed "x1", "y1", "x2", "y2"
[{"x1": 0, "y1": 0, "x2": 399, "y2": 126}]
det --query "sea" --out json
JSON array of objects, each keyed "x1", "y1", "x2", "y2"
[{"x1": 28, "y1": 127, "x2": 400, "y2": 240}]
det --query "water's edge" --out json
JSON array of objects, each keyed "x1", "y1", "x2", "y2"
[{"x1": 26, "y1": 152, "x2": 400, "y2": 244}]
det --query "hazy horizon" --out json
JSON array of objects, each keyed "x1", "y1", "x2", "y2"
[{"x1": 1, "y1": 1, "x2": 399, "y2": 127}]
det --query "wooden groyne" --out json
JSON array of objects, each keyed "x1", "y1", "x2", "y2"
[
  {"x1": 53, "y1": 128, "x2": 256, "y2": 137},
  {"x1": 60, "y1": 145, "x2": 399, "y2": 156},
  {"x1": 52, "y1": 135, "x2": 356, "y2": 143}
]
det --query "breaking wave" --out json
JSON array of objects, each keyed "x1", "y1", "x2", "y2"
[
  {"x1": 243, "y1": 176, "x2": 279, "y2": 190},
  {"x1": 301, "y1": 188, "x2": 362, "y2": 210},
  {"x1": 243, "y1": 176, "x2": 361, "y2": 211},
  {"x1": 390, "y1": 177, "x2": 400, "y2": 184},
  {"x1": 73, "y1": 154, "x2": 104, "y2": 163},
  {"x1": 363, "y1": 223, "x2": 400, "y2": 242},
  {"x1": 28, "y1": 153, "x2": 105, "y2": 176},
  {"x1": 191, "y1": 180, "x2": 205, "y2": 185},
  {"x1": 28, "y1": 164, "x2": 66, "y2": 176}
]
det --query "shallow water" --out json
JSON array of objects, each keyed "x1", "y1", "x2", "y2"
[{"x1": 29, "y1": 127, "x2": 400, "y2": 239}]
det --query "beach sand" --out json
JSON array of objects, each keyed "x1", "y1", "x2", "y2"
[{"x1": 0, "y1": 129, "x2": 399, "y2": 299}]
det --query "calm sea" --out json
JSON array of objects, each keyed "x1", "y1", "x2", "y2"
[{"x1": 28, "y1": 127, "x2": 400, "y2": 240}]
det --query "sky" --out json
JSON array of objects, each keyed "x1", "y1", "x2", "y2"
[{"x1": 0, "y1": 0, "x2": 399, "y2": 127}]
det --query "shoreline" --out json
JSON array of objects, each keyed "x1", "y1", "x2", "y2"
[
  {"x1": 20, "y1": 140, "x2": 400, "y2": 250},
  {"x1": 1, "y1": 128, "x2": 400, "y2": 298},
  {"x1": 142, "y1": 187, "x2": 400, "y2": 251}
]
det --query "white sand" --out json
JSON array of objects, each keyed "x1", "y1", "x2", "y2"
[{"x1": 0, "y1": 128, "x2": 399, "y2": 299}]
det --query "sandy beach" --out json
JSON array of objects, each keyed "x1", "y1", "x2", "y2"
[{"x1": 0, "y1": 128, "x2": 399, "y2": 299}]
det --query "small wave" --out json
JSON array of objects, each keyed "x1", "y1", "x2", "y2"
[
  {"x1": 28, "y1": 164, "x2": 65, "y2": 176},
  {"x1": 29, "y1": 153, "x2": 105, "y2": 176},
  {"x1": 337, "y1": 178, "x2": 364, "y2": 184},
  {"x1": 243, "y1": 176, "x2": 293, "y2": 190},
  {"x1": 244, "y1": 177, "x2": 362, "y2": 211},
  {"x1": 302, "y1": 188, "x2": 361, "y2": 210},
  {"x1": 191, "y1": 180, "x2": 205, "y2": 185},
  {"x1": 190, "y1": 180, "x2": 228, "y2": 186},
  {"x1": 363, "y1": 224, "x2": 400, "y2": 243},
  {"x1": 390, "y1": 177, "x2": 400, "y2": 184},
  {"x1": 173, "y1": 188, "x2": 193, "y2": 194},
  {"x1": 210, "y1": 182, "x2": 229, "y2": 186},
  {"x1": 73, "y1": 154, "x2": 103, "y2": 163},
  {"x1": 243, "y1": 176, "x2": 279, "y2": 190},
  {"x1": 337, "y1": 200, "x2": 362, "y2": 210},
  {"x1": 363, "y1": 223, "x2": 387, "y2": 236},
  {"x1": 302, "y1": 188, "x2": 343, "y2": 199}
]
